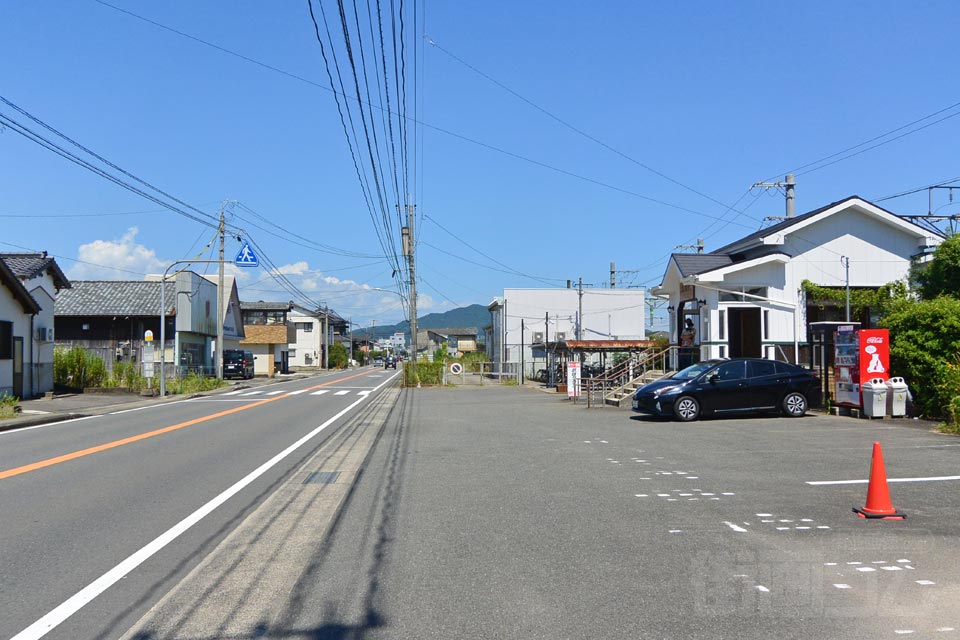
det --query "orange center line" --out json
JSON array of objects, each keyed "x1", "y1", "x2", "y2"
[{"x1": 0, "y1": 369, "x2": 385, "y2": 481}]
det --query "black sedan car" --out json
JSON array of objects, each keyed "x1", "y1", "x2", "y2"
[
  {"x1": 632, "y1": 358, "x2": 820, "y2": 421},
  {"x1": 384, "y1": 355, "x2": 397, "y2": 369}
]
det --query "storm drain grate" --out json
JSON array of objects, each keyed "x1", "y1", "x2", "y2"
[{"x1": 303, "y1": 471, "x2": 341, "y2": 484}]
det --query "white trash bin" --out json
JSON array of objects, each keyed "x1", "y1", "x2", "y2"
[
  {"x1": 885, "y1": 377, "x2": 909, "y2": 417},
  {"x1": 861, "y1": 378, "x2": 888, "y2": 418}
]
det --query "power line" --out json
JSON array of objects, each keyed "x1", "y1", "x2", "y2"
[{"x1": 94, "y1": 0, "x2": 750, "y2": 227}]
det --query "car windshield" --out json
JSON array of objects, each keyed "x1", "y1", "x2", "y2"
[
  {"x1": 224, "y1": 352, "x2": 244, "y2": 363},
  {"x1": 670, "y1": 362, "x2": 715, "y2": 380}
]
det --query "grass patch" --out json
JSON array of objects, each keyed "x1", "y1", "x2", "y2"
[{"x1": 170, "y1": 373, "x2": 228, "y2": 395}]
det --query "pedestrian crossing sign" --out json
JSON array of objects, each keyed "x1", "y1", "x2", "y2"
[{"x1": 234, "y1": 242, "x2": 259, "y2": 267}]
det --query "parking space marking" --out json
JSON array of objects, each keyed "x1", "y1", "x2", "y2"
[{"x1": 808, "y1": 475, "x2": 960, "y2": 485}]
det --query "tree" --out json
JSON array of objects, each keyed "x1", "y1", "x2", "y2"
[
  {"x1": 328, "y1": 342, "x2": 349, "y2": 369},
  {"x1": 880, "y1": 296, "x2": 960, "y2": 417},
  {"x1": 914, "y1": 233, "x2": 960, "y2": 300}
]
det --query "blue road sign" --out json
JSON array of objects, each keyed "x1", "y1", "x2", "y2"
[{"x1": 234, "y1": 242, "x2": 259, "y2": 267}]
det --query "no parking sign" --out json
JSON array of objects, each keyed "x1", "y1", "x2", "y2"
[{"x1": 450, "y1": 362, "x2": 463, "y2": 375}]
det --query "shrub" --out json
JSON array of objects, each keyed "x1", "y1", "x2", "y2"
[
  {"x1": 880, "y1": 296, "x2": 960, "y2": 418},
  {"x1": 328, "y1": 343, "x2": 349, "y2": 368},
  {"x1": 53, "y1": 346, "x2": 107, "y2": 388},
  {"x1": 171, "y1": 373, "x2": 227, "y2": 395},
  {"x1": 403, "y1": 361, "x2": 443, "y2": 386},
  {"x1": 0, "y1": 392, "x2": 19, "y2": 417}
]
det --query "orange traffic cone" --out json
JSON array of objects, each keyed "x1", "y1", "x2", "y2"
[{"x1": 853, "y1": 441, "x2": 905, "y2": 520}]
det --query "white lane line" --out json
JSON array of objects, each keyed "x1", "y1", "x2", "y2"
[
  {"x1": 10, "y1": 369, "x2": 401, "y2": 640},
  {"x1": 808, "y1": 475, "x2": 960, "y2": 485},
  {"x1": 334, "y1": 390, "x2": 350, "y2": 396},
  {"x1": 723, "y1": 521, "x2": 748, "y2": 533},
  {"x1": 221, "y1": 390, "x2": 244, "y2": 396},
  {"x1": 265, "y1": 391, "x2": 286, "y2": 396},
  {"x1": 285, "y1": 389, "x2": 310, "y2": 396},
  {"x1": 916, "y1": 580, "x2": 936, "y2": 586},
  {"x1": 833, "y1": 584, "x2": 851, "y2": 589},
  {"x1": 310, "y1": 390, "x2": 330, "y2": 396},
  {"x1": 358, "y1": 390, "x2": 371, "y2": 397},
  {"x1": 755, "y1": 585, "x2": 770, "y2": 593},
  {"x1": 239, "y1": 391, "x2": 263, "y2": 396}
]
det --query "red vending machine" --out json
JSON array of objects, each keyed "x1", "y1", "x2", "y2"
[{"x1": 834, "y1": 327, "x2": 890, "y2": 407}]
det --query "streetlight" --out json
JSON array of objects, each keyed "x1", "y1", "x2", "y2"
[{"x1": 159, "y1": 259, "x2": 222, "y2": 397}]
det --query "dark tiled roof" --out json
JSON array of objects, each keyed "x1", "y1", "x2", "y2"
[
  {"x1": 0, "y1": 252, "x2": 71, "y2": 289},
  {"x1": 290, "y1": 303, "x2": 346, "y2": 323},
  {"x1": 671, "y1": 253, "x2": 733, "y2": 277},
  {"x1": 0, "y1": 257, "x2": 40, "y2": 314},
  {"x1": 55, "y1": 281, "x2": 176, "y2": 316},
  {"x1": 240, "y1": 301, "x2": 294, "y2": 311},
  {"x1": 422, "y1": 327, "x2": 479, "y2": 337}
]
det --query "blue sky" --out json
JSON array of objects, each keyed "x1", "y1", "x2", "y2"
[{"x1": 2, "y1": 1, "x2": 959, "y2": 330}]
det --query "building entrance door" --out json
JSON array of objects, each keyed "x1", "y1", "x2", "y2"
[
  {"x1": 728, "y1": 308, "x2": 761, "y2": 358},
  {"x1": 13, "y1": 337, "x2": 24, "y2": 399}
]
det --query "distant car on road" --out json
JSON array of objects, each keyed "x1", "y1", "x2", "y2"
[
  {"x1": 384, "y1": 355, "x2": 397, "y2": 369},
  {"x1": 223, "y1": 349, "x2": 255, "y2": 380},
  {"x1": 373, "y1": 357, "x2": 383, "y2": 367},
  {"x1": 632, "y1": 358, "x2": 820, "y2": 421}
]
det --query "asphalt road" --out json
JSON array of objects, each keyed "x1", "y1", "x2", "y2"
[
  {"x1": 138, "y1": 385, "x2": 956, "y2": 640},
  {"x1": 4, "y1": 382, "x2": 960, "y2": 639},
  {"x1": 0, "y1": 367, "x2": 401, "y2": 640}
]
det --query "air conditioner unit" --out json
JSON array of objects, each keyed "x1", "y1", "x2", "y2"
[
  {"x1": 555, "y1": 332, "x2": 567, "y2": 341},
  {"x1": 532, "y1": 332, "x2": 544, "y2": 343},
  {"x1": 37, "y1": 327, "x2": 54, "y2": 342}
]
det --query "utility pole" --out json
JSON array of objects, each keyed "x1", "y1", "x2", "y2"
[
  {"x1": 545, "y1": 312, "x2": 551, "y2": 386},
  {"x1": 520, "y1": 318, "x2": 525, "y2": 385},
  {"x1": 753, "y1": 174, "x2": 796, "y2": 221},
  {"x1": 216, "y1": 205, "x2": 225, "y2": 380},
  {"x1": 322, "y1": 305, "x2": 329, "y2": 369},
  {"x1": 348, "y1": 316, "x2": 353, "y2": 365},
  {"x1": 841, "y1": 256, "x2": 851, "y2": 321},
  {"x1": 577, "y1": 277, "x2": 584, "y2": 341},
  {"x1": 610, "y1": 262, "x2": 616, "y2": 288},
  {"x1": 402, "y1": 203, "x2": 418, "y2": 362}
]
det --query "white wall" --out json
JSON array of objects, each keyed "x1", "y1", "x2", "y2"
[
  {"x1": 495, "y1": 288, "x2": 646, "y2": 366},
  {"x1": 0, "y1": 290, "x2": 32, "y2": 397},
  {"x1": 288, "y1": 313, "x2": 322, "y2": 368}
]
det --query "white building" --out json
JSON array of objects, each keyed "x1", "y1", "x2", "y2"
[
  {"x1": 0, "y1": 252, "x2": 70, "y2": 398},
  {"x1": 389, "y1": 332, "x2": 406, "y2": 353},
  {"x1": 651, "y1": 196, "x2": 943, "y2": 364},
  {"x1": 488, "y1": 287, "x2": 646, "y2": 375}
]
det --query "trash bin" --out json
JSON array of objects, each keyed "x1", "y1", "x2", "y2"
[
  {"x1": 885, "y1": 377, "x2": 909, "y2": 417},
  {"x1": 861, "y1": 378, "x2": 888, "y2": 418}
]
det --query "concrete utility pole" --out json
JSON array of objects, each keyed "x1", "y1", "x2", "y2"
[
  {"x1": 216, "y1": 205, "x2": 225, "y2": 380},
  {"x1": 752, "y1": 174, "x2": 796, "y2": 220},
  {"x1": 610, "y1": 262, "x2": 616, "y2": 288},
  {"x1": 403, "y1": 203, "x2": 418, "y2": 361},
  {"x1": 577, "y1": 277, "x2": 584, "y2": 341},
  {"x1": 841, "y1": 256, "x2": 851, "y2": 321}
]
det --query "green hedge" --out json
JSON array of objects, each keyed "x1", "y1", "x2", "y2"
[{"x1": 403, "y1": 361, "x2": 444, "y2": 386}]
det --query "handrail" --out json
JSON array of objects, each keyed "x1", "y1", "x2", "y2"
[{"x1": 585, "y1": 346, "x2": 681, "y2": 407}]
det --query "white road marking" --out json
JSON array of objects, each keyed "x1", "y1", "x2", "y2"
[
  {"x1": 334, "y1": 390, "x2": 350, "y2": 396},
  {"x1": 723, "y1": 521, "x2": 748, "y2": 533},
  {"x1": 285, "y1": 389, "x2": 309, "y2": 396},
  {"x1": 239, "y1": 391, "x2": 262, "y2": 396},
  {"x1": 936, "y1": 627, "x2": 956, "y2": 632},
  {"x1": 872, "y1": 560, "x2": 887, "y2": 564},
  {"x1": 895, "y1": 631, "x2": 916, "y2": 635},
  {"x1": 221, "y1": 390, "x2": 244, "y2": 396},
  {"x1": 266, "y1": 391, "x2": 286, "y2": 396},
  {"x1": 10, "y1": 371, "x2": 401, "y2": 640},
  {"x1": 833, "y1": 584, "x2": 851, "y2": 589},
  {"x1": 776, "y1": 527, "x2": 790, "y2": 531},
  {"x1": 808, "y1": 475, "x2": 960, "y2": 485},
  {"x1": 21, "y1": 409, "x2": 52, "y2": 415},
  {"x1": 634, "y1": 494, "x2": 648, "y2": 497},
  {"x1": 817, "y1": 526, "x2": 830, "y2": 529},
  {"x1": 881, "y1": 566, "x2": 903, "y2": 571},
  {"x1": 898, "y1": 559, "x2": 912, "y2": 563},
  {"x1": 722, "y1": 492, "x2": 735, "y2": 496},
  {"x1": 856, "y1": 567, "x2": 876, "y2": 572},
  {"x1": 847, "y1": 562, "x2": 863, "y2": 565},
  {"x1": 795, "y1": 526, "x2": 811, "y2": 530},
  {"x1": 916, "y1": 580, "x2": 936, "y2": 586},
  {"x1": 755, "y1": 585, "x2": 770, "y2": 593},
  {"x1": 825, "y1": 562, "x2": 838, "y2": 566},
  {"x1": 756, "y1": 513, "x2": 772, "y2": 517},
  {"x1": 311, "y1": 390, "x2": 330, "y2": 396},
  {"x1": 669, "y1": 529, "x2": 683, "y2": 533},
  {"x1": 358, "y1": 390, "x2": 371, "y2": 397}
]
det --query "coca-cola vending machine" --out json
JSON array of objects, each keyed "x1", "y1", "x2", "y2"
[{"x1": 834, "y1": 327, "x2": 890, "y2": 407}]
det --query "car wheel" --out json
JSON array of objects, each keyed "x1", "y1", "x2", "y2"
[
  {"x1": 782, "y1": 392, "x2": 807, "y2": 417},
  {"x1": 674, "y1": 396, "x2": 700, "y2": 422}
]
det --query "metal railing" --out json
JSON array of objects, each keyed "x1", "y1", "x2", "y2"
[{"x1": 585, "y1": 346, "x2": 679, "y2": 408}]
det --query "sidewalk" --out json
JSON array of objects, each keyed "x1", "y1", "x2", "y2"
[{"x1": 0, "y1": 371, "x2": 323, "y2": 432}]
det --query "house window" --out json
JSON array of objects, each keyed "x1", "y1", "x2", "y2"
[
  {"x1": 300, "y1": 322, "x2": 313, "y2": 333},
  {"x1": 0, "y1": 321, "x2": 11, "y2": 359},
  {"x1": 718, "y1": 310, "x2": 725, "y2": 340},
  {"x1": 719, "y1": 345, "x2": 726, "y2": 358}
]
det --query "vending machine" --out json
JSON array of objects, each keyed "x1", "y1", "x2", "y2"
[{"x1": 834, "y1": 327, "x2": 890, "y2": 407}]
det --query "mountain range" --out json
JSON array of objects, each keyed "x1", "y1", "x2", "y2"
[{"x1": 355, "y1": 303, "x2": 489, "y2": 340}]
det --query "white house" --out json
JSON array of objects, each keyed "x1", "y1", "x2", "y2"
[
  {"x1": 488, "y1": 287, "x2": 647, "y2": 376},
  {"x1": 0, "y1": 252, "x2": 70, "y2": 398},
  {"x1": 651, "y1": 196, "x2": 943, "y2": 364}
]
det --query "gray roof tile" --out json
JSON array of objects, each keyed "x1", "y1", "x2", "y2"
[
  {"x1": 55, "y1": 281, "x2": 175, "y2": 316},
  {"x1": 0, "y1": 252, "x2": 70, "y2": 289},
  {"x1": 671, "y1": 254, "x2": 734, "y2": 277}
]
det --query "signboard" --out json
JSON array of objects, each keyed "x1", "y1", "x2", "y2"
[
  {"x1": 859, "y1": 329, "x2": 889, "y2": 384},
  {"x1": 567, "y1": 361, "x2": 582, "y2": 398},
  {"x1": 144, "y1": 330, "x2": 153, "y2": 342},
  {"x1": 449, "y1": 362, "x2": 463, "y2": 375},
  {"x1": 142, "y1": 343, "x2": 155, "y2": 379},
  {"x1": 234, "y1": 242, "x2": 259, "y2": 267}
]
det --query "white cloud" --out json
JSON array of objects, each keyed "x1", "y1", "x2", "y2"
[{"x1": 69, "y1": 227, "x2": 167, "y2": 279}]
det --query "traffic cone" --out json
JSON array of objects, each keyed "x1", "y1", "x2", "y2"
[{"x1": 853, "y1": 441, "x2": 906, "y2": 520}]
